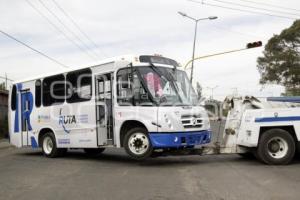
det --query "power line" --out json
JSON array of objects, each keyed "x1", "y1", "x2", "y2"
[
  {"x1": 0, "y1": 76, "x2": 13, "y2": 82},
  {"x1": 210, "y1": 24, "x2": 265, "y2": 39},
  {"x1": 203, "y1": 2, "x2": 297, "y2": 20},
  {"x1": 209, "y1": 0, "x2": 300, "y2": 17},
  {"x1": 0, "y1": 29, "x2": 69, "y2": 68},
  {"x1": 238, "y1": 0, "x2": 300, "y2": 13},
  {"x1": 51, "y1": 0, "x2": 107, "y2": 58},
  {"x1": 37, "y1": 0, "x2": 99, "y2": 60},
  {"x1": 26, "y1": 0, "x2": 96, "y2": 62},
  {"x1": 188, "y1": 0, "x2": 297, "y2": 20}
]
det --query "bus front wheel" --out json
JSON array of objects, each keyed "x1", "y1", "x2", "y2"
[{"x1": 124, "y1": 127, "x2": 153, "y2": 160}]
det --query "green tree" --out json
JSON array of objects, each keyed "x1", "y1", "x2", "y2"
[
  {"x1": 0, "y1": 82, "x2": 5, "y2": 90},
  {"x1": 257, "y1": 20, "x2": 300, "y2": 96}
]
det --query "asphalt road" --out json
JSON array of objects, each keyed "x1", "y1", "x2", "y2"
[
  {"x1": 0, "y1": 144, "x2": 300, "y2": 200},
  {"x1": 1, "y1": 121, "x2": 300, "y2": 200}
]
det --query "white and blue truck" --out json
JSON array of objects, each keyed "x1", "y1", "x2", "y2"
[{"x1": 201, "y1": 96, "x2": 300, "y2": 165}]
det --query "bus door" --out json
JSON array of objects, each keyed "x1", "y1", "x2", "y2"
[
  {"x1": 95, "y1": 73, "x2": 114, "y2": 146},
  {"x1": 20, "y1": 90, "x2": 33, "y2": 146}
]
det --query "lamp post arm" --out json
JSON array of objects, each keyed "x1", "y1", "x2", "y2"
[
  {"x1": 185, "y1": 15, "x2": 197, "y2": 21},
  {"x1": 184, "y1": 47, "x2": 249, "y2": 70}
]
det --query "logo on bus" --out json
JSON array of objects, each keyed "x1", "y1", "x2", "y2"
[
  {"x1": 60, "y1": 115, "x2": 77, "y2": 124},
  {"x1": 58, "y1": 108, "x2": 75, "y2": 134}
]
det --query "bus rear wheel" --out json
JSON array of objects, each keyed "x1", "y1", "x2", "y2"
[
  {"x1": 124, "y1": 127, "x2": 153, "y2": 160},
  {"x1": 42, "y1": 132, "x2": 66, "y2": 158},
  {"x1": 257, "y1": 129, "x2": 295, "y2": 165}
]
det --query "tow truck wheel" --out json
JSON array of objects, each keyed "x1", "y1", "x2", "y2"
[
  {"x1": 257, "y1": 129, "x2": 295, "y2": 165},
  {"x1": 124, "y1": 127, "x2": 153, "y2": 160},
  {"x1": 42, "y1": 132, "x2": 66, "y2": 158},
  {"x1": 84, "y1": 148, "x2": 105, "y2": 157}
]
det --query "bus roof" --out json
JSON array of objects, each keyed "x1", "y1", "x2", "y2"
[
  {"x1": 12, "y1": 55, "x2": 136, "y2": 84},
  {"x1": 13, "y1": 54, "x2": 181, "y2": 84}
]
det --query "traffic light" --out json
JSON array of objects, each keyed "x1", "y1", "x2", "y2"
[{"x1": 246, "y1": 41, "x2": 262, "y2": 49}]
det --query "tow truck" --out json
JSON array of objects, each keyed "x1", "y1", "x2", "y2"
[
  {"x1": 196, "y1": 96, "x2": 300, "y2": 165},
  {"x1": 158, "y1": 96, "x2": 300, "y2": 165}
]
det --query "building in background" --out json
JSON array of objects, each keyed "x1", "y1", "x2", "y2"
[{"x1": 0, "y1": 90, "x2": 8, "y2": 138}]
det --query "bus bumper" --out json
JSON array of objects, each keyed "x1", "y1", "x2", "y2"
[{"x1": 149, "y1": 130, "x2": 212, "y2": 148}]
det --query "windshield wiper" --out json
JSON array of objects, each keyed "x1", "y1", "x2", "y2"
[{"x1": 148, "y1": 63, "x2": 183, "y2": 104}]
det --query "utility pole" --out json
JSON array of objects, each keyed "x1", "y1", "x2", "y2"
[
  {"x1": 207, "y1": 85, "x2": 218, "y2": 100},
  {"x1": 231, "y1": 87, "x2": 238, "y2": 97},
  {"x1": 5, "y1": 73, "x2": 7, "y2": 90},
  {"x1": 0, "y1": 74, "x2": 13, "y2": 90}
]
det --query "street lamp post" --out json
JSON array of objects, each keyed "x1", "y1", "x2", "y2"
[{"x1": 178, "y1": 11, "x2": 217, "y2": 83}]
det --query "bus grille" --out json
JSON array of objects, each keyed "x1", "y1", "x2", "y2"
[{"x1": 181, "y1": 114, "x2": 203, "y2": 129}]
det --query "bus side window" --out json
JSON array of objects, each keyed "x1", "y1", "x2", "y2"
[
  {"x1": 11, "y1": 84, "x2": 17, "y2": 111},
  {"x1": 98, "y1": 80, "x2": 104, "y2": 99},
  {"x1": 43, "y1": 74, "x2": 65, "y2": 106},
  {"x1": 117, "y1": 68, "x2": 152, "y2": 106},
  {"x1": 133, "y1": 73, "x2": 152, "y2": 106},
  {"x1": 117, "y1": 68, "x2": 132, "y2": 105},
  {"x1": 66, "y1": 68, "x2": 92, "y2": 103},
  {"x1": 35, "y1": 80, "x2": 41, "y2": 107}
]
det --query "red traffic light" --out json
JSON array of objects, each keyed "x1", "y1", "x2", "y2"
[{"x1": 246, "y1": 41, "x2": 262, "y2": 49}]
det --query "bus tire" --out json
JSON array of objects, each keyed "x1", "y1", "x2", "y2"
[
  {"x1": 42, "y1": 132, "x2": 65, "y2": 158},
  {"x1": 84, "y1": 148, "x2": 105, "y2": 157},
  {"x1": 123, "y1": 127, "x2": 153, "y2": 160},
  {"x1": 257, "y1": 129, "x2": 295, "y2": 165}
]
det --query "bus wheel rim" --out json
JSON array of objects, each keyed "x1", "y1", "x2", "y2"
[
  {"x1": 128, "y1": 132, "x2": 149, "y2": 155},
  {"x1": 267, "y1": 136, "x2": 288, "y2": 159},
  {"x1": 43, "y1": 136, "x2": 53, "y2": 155}
]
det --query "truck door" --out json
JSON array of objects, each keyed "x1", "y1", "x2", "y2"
[
  {"x1": 95, "y1": 73, "x2": 114, "y2": 146},
  {"x1": 20, "y1": 90, "x2": 33, "y2": 146}
]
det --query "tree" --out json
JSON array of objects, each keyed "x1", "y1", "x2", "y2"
[
  {"x1": 257, "y1": 20, "x2": 300, "y2": 96},
  {"x1": 0, "y1": 82, "x2": 5, "y2": 90}
]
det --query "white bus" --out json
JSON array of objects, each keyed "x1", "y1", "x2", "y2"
[{"x1": 8, "y1": 55, "x2": 211, "y2": 160}]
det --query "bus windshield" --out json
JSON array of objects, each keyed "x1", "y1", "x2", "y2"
[{"x1": 137, "y1": 66, "x2": 198, "y2": 106}]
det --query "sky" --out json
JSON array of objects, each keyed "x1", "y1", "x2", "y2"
[{"x1": 0, "y1": 0, "x2": 299, "y2": 100}]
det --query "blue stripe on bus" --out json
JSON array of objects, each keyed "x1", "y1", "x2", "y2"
[
  {"x1": 255, "y1": 116, "x2": 300, "y2": 123},
  {"x1": 30, "y1": 136, "x2": 38, "y2": 148}
]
